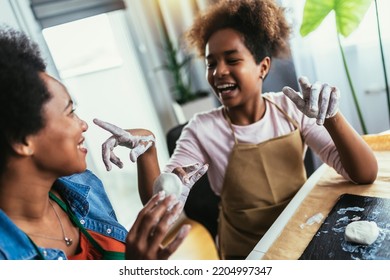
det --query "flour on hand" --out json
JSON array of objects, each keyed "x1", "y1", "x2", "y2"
[
  {"x1": 344, "y1": 220, "x2": 379, "y2": 245},
  {"x1": 152, "y1": 173, "x2": 183, "y2": 198}
]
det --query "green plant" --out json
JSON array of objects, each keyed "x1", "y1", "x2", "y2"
[
  {"x1": 300, "y1": 0, "x2": 372, "y2": 134},
  {"x1": 158, "y1": 38, "x2": 206, "y2": 105}
]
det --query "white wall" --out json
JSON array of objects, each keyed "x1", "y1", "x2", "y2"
[{"x1": 0, "y1": 0, "x2": 19, "y2": 28}]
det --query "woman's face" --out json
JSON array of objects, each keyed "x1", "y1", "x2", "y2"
[
  {"x1": 29, "y1": 73, "x2": 88, "y2": 176},
  {"x1": 205, "y1": 28, "x2": 267, "y2": 108}
]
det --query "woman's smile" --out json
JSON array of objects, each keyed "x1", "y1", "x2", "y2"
[{"x1": 77, "y1": 138, "x2": 88, "y2": 154}]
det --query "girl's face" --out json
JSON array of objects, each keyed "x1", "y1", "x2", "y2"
[
  {"x1": 205, "y1": 28, "x2": 268, "y2": 108},
  {"x1": 29, "y1": 73, "x2": 88, "y2": 177}
]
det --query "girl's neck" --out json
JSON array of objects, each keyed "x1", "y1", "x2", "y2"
[{"x1": 225, "y1": 97, "x2": 266, "y2": 126}]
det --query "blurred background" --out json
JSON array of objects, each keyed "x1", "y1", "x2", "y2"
[{"x1": 1, "y1": 0, "x2": 389, "y2": 243}]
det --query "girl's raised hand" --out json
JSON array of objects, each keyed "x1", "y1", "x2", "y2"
[{"x1": 282, "y1": 76, "x2": 339, "y2": 125}]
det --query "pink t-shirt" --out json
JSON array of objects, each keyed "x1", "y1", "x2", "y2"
[{"x1": 164, "y1": 92, "x2": 350, "y2": 195}]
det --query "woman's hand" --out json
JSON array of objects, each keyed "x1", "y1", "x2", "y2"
[
  {"x1": 282, "y1": 76, "x2": 340, "y2": 125},
  {"x1": 125, "y1": 192, "x2": 189, "y2": 260},
  {"x1": 93, "y1": 118, "x2": 155, "y2": 170}
]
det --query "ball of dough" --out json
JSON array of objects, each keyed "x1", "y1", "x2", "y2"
[
  {"x1": 152, "y1": 173, "x2": 183, "y2": 198},
  {"x1": 344, "y1": 220, "x2": 379, "y2": 245}
]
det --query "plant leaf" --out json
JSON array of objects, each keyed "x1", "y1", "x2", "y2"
[
  {"x1": 300, "y1": 0, "x2": 334, "y2": 36},
  {"x1": 300, "y1": 0, "x2": 372, "y2": 37},
  {"x1": 335, "y1": 0, "x2": 372, "y2": 37}
]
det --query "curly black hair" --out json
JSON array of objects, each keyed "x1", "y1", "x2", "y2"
[
  {"x1": 185, "y1": 0, "x2": 291, "y2": 63},
  {"x1": 0, "y1": 26, "x2": 51, "y2": 173}
]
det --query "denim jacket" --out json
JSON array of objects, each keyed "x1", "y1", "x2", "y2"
[{"x1": 0, "y1": 170, "x2": 128, "y2": 260}]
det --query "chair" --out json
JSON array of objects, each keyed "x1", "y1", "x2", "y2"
[{"x1": 166, "y1": 123, "x2": 220, "y2": 241}]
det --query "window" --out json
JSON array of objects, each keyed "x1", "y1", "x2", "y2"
[{"x1": 42, "y1": 11, "x2": 169, "y2": 228}]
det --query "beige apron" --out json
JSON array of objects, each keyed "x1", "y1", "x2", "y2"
[{"x1": 218, "y1": 97, "x2": 307, "y2": 259}]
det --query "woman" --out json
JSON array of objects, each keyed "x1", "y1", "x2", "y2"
[{"x1": 0, "y1": 26, "x2": 190, "y2": 260}]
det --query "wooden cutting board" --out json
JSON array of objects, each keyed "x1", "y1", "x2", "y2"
[{"x1": 300, "y1": 193, "x2": 390, "y2": 260}]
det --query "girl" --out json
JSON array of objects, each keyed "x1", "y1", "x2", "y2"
[{"x1": 96, "y1": 0, "x2": 377, "y2": 260}]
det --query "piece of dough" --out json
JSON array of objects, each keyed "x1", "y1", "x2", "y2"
[
  {"x1": 344, "y1": 220, "x2": 379, "y2": 245},
  {"x1": 152, "y1": 173, "x2": 183, "y2": 198}
]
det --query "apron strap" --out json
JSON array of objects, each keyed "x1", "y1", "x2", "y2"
[
  {"x1": 263, "y1": 96, "x2": 300, "y2": 129},
  {"x1": 223, "y1": 108, "x2": 238, "y2": 144},
  {"x1": 223, "y1": 96, "x2": 300, "y2": 144}
]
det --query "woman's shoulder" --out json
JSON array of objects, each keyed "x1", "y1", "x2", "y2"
[
  {"x1": 57, "y1": 170, "x2": 106, "y2": 202},
  {"x1": 59, "y1": 170, "x2": 102, "y2": 187},
  {"x1": 0, "y1": 209, "x2": 39, "y2": 260}
]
